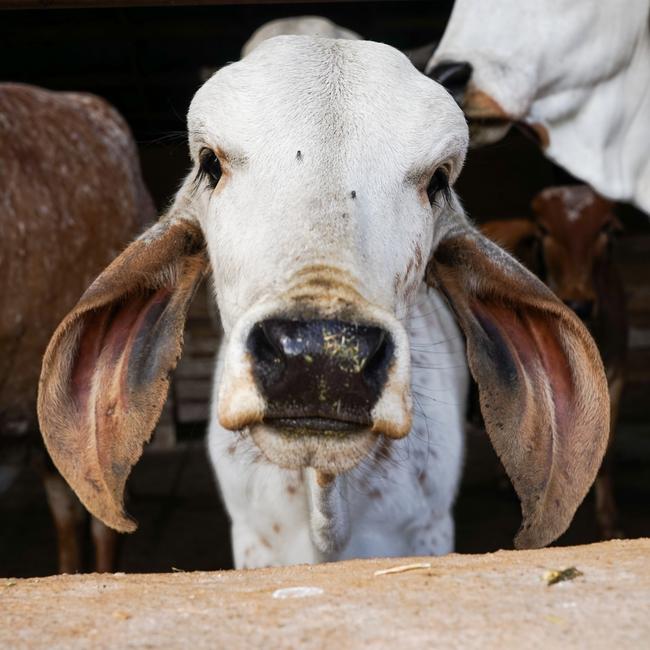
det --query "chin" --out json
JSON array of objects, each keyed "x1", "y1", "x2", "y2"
[{"x1": 250, "y1": 420, "x2": 378, "y2": 474}]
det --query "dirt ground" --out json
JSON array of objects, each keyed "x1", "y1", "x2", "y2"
[{"x1": 2, "y1": 538, "x2": 649, "y2": 649}]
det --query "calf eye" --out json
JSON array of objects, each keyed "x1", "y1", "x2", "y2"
[
  {"x1": 427, "y1": 168, "x2": 450, "y2": 204},
  {"x1": 198, "y1": 149, "x2": 222, "y2": 187}
]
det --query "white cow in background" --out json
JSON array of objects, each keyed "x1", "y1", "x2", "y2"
[
  {"x1": 242, "y1": 16, "x2": 361, "y2": 57},
  {"x1": 426, "y1": 0, "x2": 650, "y2": 214},
  {"x1": 39, "y1": 36, "x2": 609, "y2": 569}
]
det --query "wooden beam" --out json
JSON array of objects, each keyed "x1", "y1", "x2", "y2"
[{"x1": 2, "y1": 0, "x2": 401, "y2": 9}]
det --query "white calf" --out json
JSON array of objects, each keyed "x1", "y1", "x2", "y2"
[
  {"x1": 39, "y1": 36, "x2": 609, "y2": 568},
  {"x1": 427, "y1": 0, "x2": 650, "y2": 214}
]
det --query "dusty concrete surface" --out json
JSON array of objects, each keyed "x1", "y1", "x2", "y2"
[{"x1": 2, "y1": 539, "x2": 649, "y2": 649}]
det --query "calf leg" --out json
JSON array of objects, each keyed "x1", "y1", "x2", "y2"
[
  {"x1": 42, "y1": 470, "x2": 84, "y2": 574},
  {"x1": 594, "y1": 374, "x2": 624, "y2": 540},
  {"x1": 91, "y1": 517, "x2": 119, "y2": 572}
]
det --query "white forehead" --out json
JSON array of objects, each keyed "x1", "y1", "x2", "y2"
[{"x1": 188, "y1": 36, "x2": 468, "y2": 180}]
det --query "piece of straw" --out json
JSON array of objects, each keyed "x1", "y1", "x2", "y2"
[{"x1": 374, "y1": 562, "x2": 432, "y2": 576}]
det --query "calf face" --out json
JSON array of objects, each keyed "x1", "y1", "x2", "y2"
[
  {"x1": 483, "y1": 186, "x2": 622, "y2": 324},
  {"x1": 531, "y1": 186, "x2": 621, "y2": 322},
  {"x1": 39, "y1": 36, "x2": 609, "y2": 549}
]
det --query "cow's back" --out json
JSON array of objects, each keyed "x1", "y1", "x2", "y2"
[{"x1": 0, "y1": 83, "x2": 155, "y2": 437}]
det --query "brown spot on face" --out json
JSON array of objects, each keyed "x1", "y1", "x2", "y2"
[
  {"x1": 260, "y1": 536, "x2": 272, "y2": 549},
  {"x1": 287, "y1": 484, "x2": 297, "y2": 496},
  {"x1": 316, "y1": 471, "x2": 335, "y2": 488},
  {"x1": 272, "y1": 523, "x2": 282, "y2": 534},
  {"x1": 284, "y1": 265, "x2": 367, "y2": 314},
  {"x1": 368, "y1": 488, "x2": 382, "y2": 500}
]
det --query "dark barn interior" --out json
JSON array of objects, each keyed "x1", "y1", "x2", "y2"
[{"x1": 1, "y1": 1, "x2": 649, "y2": 578}]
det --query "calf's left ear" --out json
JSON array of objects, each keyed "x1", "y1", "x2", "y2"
[
  {"x1": 426, "y1": 225, "x2": 609, "y2": 549},
  {"x1": 38, "y1": 218, "x2": 208, "y2": 532}
]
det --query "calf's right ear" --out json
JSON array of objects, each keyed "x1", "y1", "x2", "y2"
[
  {"x1": 427, "y1": 221, "x2": 609, "y2": 549},
  {"x1": 38, "y1": 218, "x2": 208, "y2": 533}
]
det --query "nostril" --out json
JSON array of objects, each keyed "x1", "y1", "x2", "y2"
[
  {"x1": 362, "y1": 330, "x2": 394, "y2": 394},
  {"x1": 247, "y1": 322, "x2": 286, "y2": 385},
  {"x1": 428, "y1": 60, "x2": 473, "y2": 103},
  {"x1": 248, "y1": 319, "x2": 395, "y2": 422}
]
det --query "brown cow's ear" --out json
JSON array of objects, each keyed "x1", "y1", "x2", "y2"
[
  {"x1": 480, "y1": 219, "x2": 542, "y2": 276},
  {"x1": 38, "y1": 219, "x2": 209, "y2": 533},
  {"x1": 426, "y1": 225, "x2": 609, "y2": 549},
  {"x1": 480, "y1": 219, "x2": 537, "y2": 255}
]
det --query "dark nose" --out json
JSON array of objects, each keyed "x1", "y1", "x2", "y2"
[
  {"x1": 428, "y1": 60, "x2": 472, "y2": 104},
  {"x1": 247, "y1": 319, "x2": 393, "y2": 428},
  {"x1": 564, "y1": 300, "x2": 594, "y2": 321}
]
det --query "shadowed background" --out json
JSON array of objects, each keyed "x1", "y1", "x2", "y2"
[{"x1": 1, "y1": 1, "x2": 648, "y2": 576}]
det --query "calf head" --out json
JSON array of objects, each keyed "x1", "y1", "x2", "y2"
[
  {"x1": 38, "y1": 36, "x2": 609, "y2": 548},
  {"x1": 483, "y1": 185, "x2": 622, "y2": 324},
  {"x1": 532, "y1": 186, "x2": 621, "y2": 322}
]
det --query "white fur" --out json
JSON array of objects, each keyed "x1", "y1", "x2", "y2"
[
  {"x1": 427, "y1": 0, "x2": 650, "y2": 214},
  {"x1": 208, "y1": 286, "x2": 467, "y2": 565},
  {"x1": 182, "y1": 36, "x2": 469, "y2": 567}
]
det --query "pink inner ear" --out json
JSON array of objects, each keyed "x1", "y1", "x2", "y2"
[
  {"x1": 472, "y1": 300, "x2": 574, "y2": 446},
  {"x1": 70, "y1": 287, "x2": 172, "y2": 416}
]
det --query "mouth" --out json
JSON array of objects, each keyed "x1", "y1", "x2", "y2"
[
  {"x1": 265, "y1": 416, "x2": 366, "y2": 434},
  {"x1": 467, "y1": 114, "x2": 511, "y2": 127},
  {"x1": 466, "y1": 114, "x2": 544, "y2": 147},
  {"x1": 465, "y1": 113, "x2": 513, "y2": 146},
  {"x1": 250, "y1": 419, "x2": 377, "y2": 474}
]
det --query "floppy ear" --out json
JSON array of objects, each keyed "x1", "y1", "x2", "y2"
[
  {"x1": 427, "y1": 221, "x2": 609, "y2": 549},
  {"x1": 480, "y1": 218, "x2": 536, "y2": 255},
  {"x1": 480, "y1": 219, "x2": 542, "y2": 277},
  {"x1": 38, "y1": 218, "x2": 209, "y2": 532}
]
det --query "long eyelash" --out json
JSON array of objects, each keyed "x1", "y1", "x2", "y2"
[
  {"x1": 428, "y1": 169, "x2": 451, "y2": 207},
  {"x1": 193, "y1": 148, "x2": 221, "y2": 193},
  {"x1": 194, "y1": 165, "x2": 210, "y2": 186}
]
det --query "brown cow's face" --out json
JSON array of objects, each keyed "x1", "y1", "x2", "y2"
[{"x1": 532, "y1": 186, "x2": 620, "y2": 322}]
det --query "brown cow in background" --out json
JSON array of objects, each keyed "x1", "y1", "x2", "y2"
[
  {"x1": 482, "y1": 185, "x2": 627, "y2": 539},
  {"x1": 0, "y1": 83, "x2": 155, "y2": 572}
]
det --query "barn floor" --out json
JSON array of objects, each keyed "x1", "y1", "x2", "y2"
[{"x1": 2, "y1": 539, "x2": 649, "y2": 649}]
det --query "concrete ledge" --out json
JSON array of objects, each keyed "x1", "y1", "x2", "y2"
[{"x1": 2, "y1": 539, "x2": 649, "y2": 649}]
